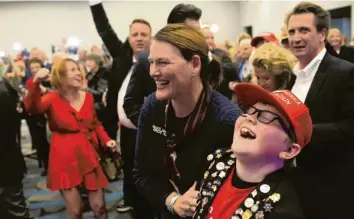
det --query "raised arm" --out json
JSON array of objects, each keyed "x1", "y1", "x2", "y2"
[
  {"x1": 23, "y1": 72, "x2": 52, "y2": 115},
  {"x1": 89, "y1": 0, "x2": 123, "y2": 58}
]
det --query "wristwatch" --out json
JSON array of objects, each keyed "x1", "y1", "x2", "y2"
[{"x1": 167, "y1": 193, "x2": 181, "y2": 214}]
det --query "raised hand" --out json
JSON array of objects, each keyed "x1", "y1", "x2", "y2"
[{"x1": 34, "y1": 68, "x2": 50, "y2": 83}]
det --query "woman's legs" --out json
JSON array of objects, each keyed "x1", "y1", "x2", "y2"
[
  {"x1": 60, "y1": 188, "x2": 83, "y2": 219},
  {"x1": 87, "y1": 189, "x2": 107, "y2": 219}
]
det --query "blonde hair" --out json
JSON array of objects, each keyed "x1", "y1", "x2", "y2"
[
  {"x1": 252, "y1": 43, "x2": 297, "y2": 89},
  {"x1": 232, "y1": 33, "x2": 252, "y2": 62},
  {"x1": 237, "y1": 33, "x2": 251, "y2": 44},
  {"x1": 327, "y1": 28, "x2": 341, "y2": 41},
  {"x1": 50, "y1": 58, "x2": 84, "y2": 91}
]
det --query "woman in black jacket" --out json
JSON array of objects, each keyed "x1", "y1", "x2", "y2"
[
  {"x1": 133, "y1": 24, "x2": 242, "y2": 219},
  {"x1": 327, "y1": 28, "x2": 354, "y2": 63}
]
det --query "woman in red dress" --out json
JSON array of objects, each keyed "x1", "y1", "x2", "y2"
[{"x1": 24, "y1": 58, "x2": 116, "y2": 219}]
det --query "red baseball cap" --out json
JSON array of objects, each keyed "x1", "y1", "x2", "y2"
[
  {"x1": 234, "y1": 83, "x2": 312, "y2": 149},
  {"x1": 251, "y1": 32, "x2": 278, "y2": 47}
]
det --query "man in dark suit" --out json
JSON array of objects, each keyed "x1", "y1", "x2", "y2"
[
  {"x1": 123, "y1": 4, "x2": 203, "y2": 127},
  {"x1": 89, "y1": 0, "x2": 152, "y2": 216},
  {"x1": 0, "y1": 76, "x2": 32, "y2": 219},
  {"x1": 287, "y1": 2, "x2": 354, "y2": 219}
]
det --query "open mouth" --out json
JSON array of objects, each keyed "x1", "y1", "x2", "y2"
[
  {"x1": 240, "y1": 127, "x2": 256, "y2": 140},
  {"x1": 155, "y1": 80, "x2": 170, "y2": 89},
  {"x1": 74, "y1": 77, "x2": 82, "y2": 83},
  {"x1": 293, "y1": 46, "x2": 305, "y2": 50}
]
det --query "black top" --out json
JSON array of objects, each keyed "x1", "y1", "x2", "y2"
[
  {"x1": 337, "y1": 45, "x2": 354, "y2": 63},
  {"x1": 0, "y1": 76, "x2": 26, "y2": 186},
  {"x1": 133, "y1": 91, "x2": 241, "y2": 219}
]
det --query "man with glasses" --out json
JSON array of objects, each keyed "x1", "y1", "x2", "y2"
[{"x1": 193, "y1": 83, "x2": 311, "y2": 219}]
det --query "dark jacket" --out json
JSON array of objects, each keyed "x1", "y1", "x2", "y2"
[
  {"x1": 212, "y1": 48, "x2": 236, "y2": 100},
  {"x1": 133, "y1": 91, "x2": 241, "y2": 219},
  {"x1": 194, "y1": 149, "x2": 305, "y2": 219},
  {"x1": 86, "y1": 66, "x2": 110, "y2": 122},
  {"x1": 325, "y1": 42, "x2": 354, "y2": 63},
  {"x1": 0, "y1": 76, "x2": 26, "y2": 186},
  {"x1": 294, "y1": 52, "x2": 354, "y2": 219},
  {"x1": 337, "y1": 45, "x2": 354, "y2": 63},
  {"x1": 123, "y1": 51, "x2": 154, "y2": 127},
  {"x1": 90, "y1": 3, "x2": 134, "y2": 139}
]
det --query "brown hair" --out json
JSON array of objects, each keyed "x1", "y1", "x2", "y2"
[
  {"x1": 29, "y1": 57, "x2": 43, "y2": 67},
  {"x1": 154, "y1": 23, "x2": 222, "y2": 88},
  {"x1": 286, "y1": 2, "x2": 330, "y2": 34},
  {"x1": 130, "y1": 18, "x2": 152, "y2": 30},
  {"x1": 50, "y1": 58, "x2": 83, "y2": 91}
]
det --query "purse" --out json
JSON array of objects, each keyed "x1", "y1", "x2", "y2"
[
  {"x1": 96, "y1": 145, "x2": 123, "y2": 182},
  {"x1": 67, "y1": 93, "x2": 124, "y2": 182},
  {"x1": 77, "y1": 115, "x2": 124, "y2": 182}
]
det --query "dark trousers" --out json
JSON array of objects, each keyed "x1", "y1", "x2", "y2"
[
  {"x1": 26, "y1": 115, "x2": 50, "y2": 170},
  {"x1": 120, "y1": 126, "x2": 154, "y2": 219},
  {"x1": 0, "y1": 183, "x2": 33, "y2": 219}
]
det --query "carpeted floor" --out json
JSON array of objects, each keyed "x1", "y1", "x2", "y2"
[{"x1": 21, "y1": 120, "x2": 133, "y2": 219}]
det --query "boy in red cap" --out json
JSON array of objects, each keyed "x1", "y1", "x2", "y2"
[{"x1": 193, "y1": 83, "x2": 311, "y2": 219}]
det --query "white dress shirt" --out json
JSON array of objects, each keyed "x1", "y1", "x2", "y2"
[
  {"x1": 117, "y1": 57, "x2": 137, "y2": 129},
  {"x1": 291, "y1": 48, "x2": 327, "y2": 102}
]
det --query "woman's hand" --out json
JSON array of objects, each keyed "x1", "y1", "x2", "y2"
[
  {"x1": 173, "y1": 182, "x2": 199, "y2": 217},
  {"x1": 106, "y1": 140, "x2": 117, "y2": 152},
  {"x1": 34, "y1": 68, "x2": 50, "y2": 83}
]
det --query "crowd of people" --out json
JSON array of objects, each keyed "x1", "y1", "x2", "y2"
[{"x1": 1, "y1": 1, "x2": 354, "y2": 219}]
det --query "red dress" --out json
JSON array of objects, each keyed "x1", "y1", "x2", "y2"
[{"x1": 24, "y1": 78, "x2": 110, "y2": 191}]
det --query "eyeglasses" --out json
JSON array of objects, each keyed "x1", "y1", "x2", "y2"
[{"x1": 241, "y1": 106, "x2": 296, "y2": 142}]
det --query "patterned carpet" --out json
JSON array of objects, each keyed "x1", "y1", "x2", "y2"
[{"x1": 20, "y1": 120, "x2": 132, "y2": 219}]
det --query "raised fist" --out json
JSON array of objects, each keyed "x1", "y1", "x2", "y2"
[{"x1": 34, "y1": 68, "x2": 50, "y2": 83}]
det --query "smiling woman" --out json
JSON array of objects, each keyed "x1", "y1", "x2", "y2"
[
  {"x1": 23, "y1": 58, "x2": 117, "y2": 218},
  {"x1": 133, "y1": 24, "x2": 242, "y2": 219}
]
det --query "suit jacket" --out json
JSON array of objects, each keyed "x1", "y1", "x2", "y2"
[
  {"x1": 90, "y1": 3, "x2": 134, "y2": 139},
  {"x1": 294, "y1": 52, "x2": 354, "y2": 219},
  {"x1": 0, "y1": 76, "x2": 26, "y2": 186},
  {"x1": 338, "y1": 45, "x2": 354, "y2": 63},
  {"x1": 123, "y1": 51, "x2": 155, "y2": 127},
  {"x1": 212, "y1": 48, "x2": 236, "y2": 100},
  {"x1": 194, "y1": 149, "x2": 305, "y2": 219}
]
